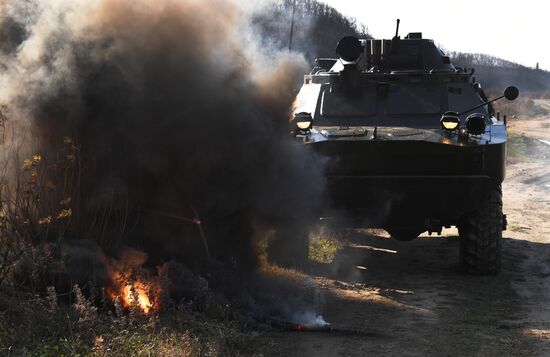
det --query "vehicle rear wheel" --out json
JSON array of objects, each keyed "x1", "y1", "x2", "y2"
[
  {"x1": 267, "y1": 224, "x2": 309, "y2": 269},
  {"x1": 458, "y1": 185, "x2": 503, "y2": 275}
]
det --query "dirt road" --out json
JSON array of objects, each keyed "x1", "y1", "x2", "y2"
[{"x1": 265, "y1": 117, "x2": 550, "y2": 356}]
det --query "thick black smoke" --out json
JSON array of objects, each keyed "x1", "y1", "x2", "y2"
[{"x1": 0, "y1": 0, "x2": 325, "y2": 270}]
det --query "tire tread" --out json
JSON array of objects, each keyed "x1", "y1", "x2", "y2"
[{"x1": 458, "y1": 185, "x2": 502, "y2": 275}]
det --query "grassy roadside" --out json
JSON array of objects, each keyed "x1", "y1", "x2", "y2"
[
  {"x1": 507, "y1": 131, "x2": 550, "y2": 164},
  {"x1": 0, "y1": 287, "x2": 265, "y2": 356}
]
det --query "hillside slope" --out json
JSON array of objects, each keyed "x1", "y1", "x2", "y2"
[
  {"x1": 450, "y1": 52, "x2": 550, "y2": 93},
  {"x1": 253, "y1": 0, "x2": 369, "y2": 61}
]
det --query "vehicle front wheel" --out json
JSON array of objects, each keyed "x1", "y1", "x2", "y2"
[{"x1": 458, "y1": 185, "x2": 503, "y2": 275}]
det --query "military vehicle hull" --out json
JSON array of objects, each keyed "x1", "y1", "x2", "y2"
[
  {"x1": 269, "y1": 30, "x2": 518, "y2": 274},
  {"x1": 308, "y1": 131, "x2": 506, "y2": 230}
]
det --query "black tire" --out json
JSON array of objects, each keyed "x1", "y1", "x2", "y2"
[
  {"x1": 267, "y1": 224, "x2": 309, "y2": 269},
  {"x1": 458, "y1": 185, "x2": 503, "y2": 275}
]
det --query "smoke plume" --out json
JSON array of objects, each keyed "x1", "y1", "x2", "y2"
[{"x1": 0, "y1": 0, "x2": 326, "y2": 272}]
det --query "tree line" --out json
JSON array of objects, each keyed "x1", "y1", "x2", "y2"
[
  {"x1": 254, "y1": 0, "x2": 549, "y2": 94},
  {"x1": 450, "y1": 52, "x2": 550, "y2": 93},
  {"x1": 253, "y1": 0, "x2": 369, "y2": 61}
]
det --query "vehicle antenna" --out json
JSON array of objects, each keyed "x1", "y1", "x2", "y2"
[{"x1": 289, "y1": 0, "x2": 297, "y2": 51}]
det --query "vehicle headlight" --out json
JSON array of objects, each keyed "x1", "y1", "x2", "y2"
[
  {"x1": 440, "y1": 111, "x2": 460, "y2": 131},
  {"x1": 296, "y1": 120, "x2": 312, "y2": 130},
  {"x1": 293, "y1": 112, "x2": 313, "y2": 133},
  {"x1": 465, "y1": 113, "x2": 486, "y2": 135}
]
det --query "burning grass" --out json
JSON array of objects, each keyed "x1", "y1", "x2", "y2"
[
  {"x1": 101, "y1": 248, "x2": 161, "y2": 315},
  {"x1": 0, "y1": 255, "x2": 330, "y2": 355},
  {"x1": 0, "y1": 152, "x2": 326, "y2": 354},
  {"x1": 0, "y1": 286, "x2": 263, "y2": 356},
  {"x1": 0, "y1": 0, "x2": 331, "y2": 354}
]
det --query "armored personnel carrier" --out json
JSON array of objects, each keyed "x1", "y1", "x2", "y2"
[{"x1": 278, "y1": 22, "x2": 519, "y2": 275}]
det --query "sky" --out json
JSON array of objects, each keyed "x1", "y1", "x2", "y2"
[{"x1": 318, "y1": 0, "x2": 549, "y2": 71}]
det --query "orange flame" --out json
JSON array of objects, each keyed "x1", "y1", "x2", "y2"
[
  {"x1": 100, "y1": 248, "x2": 160, "y2": 314},
  {"x1": 110, "y1": 273, "x2": 155, "y2": 313}
]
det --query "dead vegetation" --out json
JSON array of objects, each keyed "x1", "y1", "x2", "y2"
[
  {"x1": 0, "y1": 114, "x2": 259, "y2": 355},
  {"x1": 0, "y1": 285, "x2": 262, "y2": 356},
  {"x1": 507, "y1": 132, "x2": 550, "y2": 164}
]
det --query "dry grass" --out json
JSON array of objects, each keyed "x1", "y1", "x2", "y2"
[
  {"x1": 0, "y1": 285, "x2": 262, "y2": 356},
  {"x1": 0, "y1": 111, "x2": 265, "y2": 356},
  {"x1": 507, "y1": 131, "x2": 550, "y2": 164},
  {"x1": 491, "y1": 91, "x2": 550, "y2": 118},
  {"x1": 308, "y1": 227, "x2": 343, "y2": 264}
]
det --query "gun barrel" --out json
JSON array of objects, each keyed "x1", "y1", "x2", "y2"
[{"x1": 395, "y1": 19, "x2": 401, "y2": 38}]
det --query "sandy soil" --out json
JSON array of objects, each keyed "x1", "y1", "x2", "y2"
[
  {"x1": 264, "y1": 115, "x2": 550, "y2": 356},
  {"x1": 508, "y1": 113, "x2": 550, "y2": 143}
]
